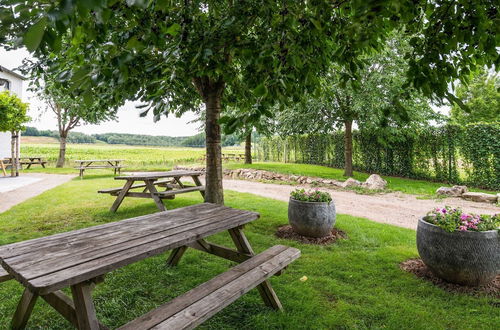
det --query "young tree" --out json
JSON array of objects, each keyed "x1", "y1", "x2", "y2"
[
  {"x1": 34, "y1": 76, "x2": 117, "y2": 167},
  {"x1": 1, "y1": 1, "x2": 498, "y2": 203},
  {"x1": 0, "y1": 91, "x2": 30, "y2": 176},
  {"x1": 450, "y1": 70, "x2": 500, "y2": 124},
  {"x1": 275, "y1": 38, "x2": 439, "y2": 177}
]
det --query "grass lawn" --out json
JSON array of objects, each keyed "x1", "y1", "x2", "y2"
[
  {"x1": 0, "y1": 175, "x2": 498, "y2": 329},
  {"x1": 225, "y1": 162, "x2": 498, "y2": 196}
]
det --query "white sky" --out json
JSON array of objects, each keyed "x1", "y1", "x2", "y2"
[{"x1": 0, "y1": 48, "x2": 201, "y2": 137}]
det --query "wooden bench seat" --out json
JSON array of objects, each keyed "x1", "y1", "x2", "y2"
[
  {"x1": 98, "y1": 180, "x2": 175, "y2": 195},
  {"x1": 154, "y1": 185, "x2": 205, "y2": 198},
  {"x1": 120, "y1": 245, "x2": 300, "y2": 330}
]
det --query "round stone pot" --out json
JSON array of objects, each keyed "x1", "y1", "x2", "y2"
[
  {"x1": 416, "y1": 218, "x2": 500, "y2": 286},
  {"x1": 288, "y1": 197, "x2": 336, "y2": 238}
]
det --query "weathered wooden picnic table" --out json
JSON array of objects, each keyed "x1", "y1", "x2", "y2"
[
  {"x1": 75, "y1": 159, "x2": 124, "y2": 178},
  {"x1": 0, "y1": 203, "x2": 300, "y2": 329},
  {"x1": 0, "y1": 158, "x2": 11, "y2": 176},
  {"x1": 3, "y1": 157, "x2": 47, "y2": 169},
  {"x1": 99, "y1": 170, "x2": 205, "y2": 212}
]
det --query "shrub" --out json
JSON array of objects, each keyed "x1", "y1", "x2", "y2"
[
  {"x1": 423, "y1": 206, "x2": 500, "y2": 232},
  {"x1": 290, "y1": 189, "x2": 332, "y2": 203}
]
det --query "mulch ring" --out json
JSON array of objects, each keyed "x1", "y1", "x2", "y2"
[
  {"x1": 400, "y1": 258, "x2": 500, "y2": 299},
  {"x1": 275, "y1": 225, "x2": 347, "y2": 245}
]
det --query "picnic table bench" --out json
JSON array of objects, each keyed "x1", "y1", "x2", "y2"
[
  {"x1": 99, "y1": 170, "x2": 205, "y2": 212},
  {"x1": 0, "y1": 203, "x2": 300, "y2": 330},
  {"x1": 75, "y1": 159, "x2": 124, "y2": 178},
  {"x1": 222, "y1": 153, "x2": 245, "y2": 161},
  {"x1": 3, "y1": 157, "x2": 47, "y2": 170}
]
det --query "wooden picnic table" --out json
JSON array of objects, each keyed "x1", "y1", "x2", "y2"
[
  {"x1": 0, "y1": 203, "x2": 300, "y2": 329},
  {"x1": 3, "y1": 157, "x2": 47, "y2": 170},
  {"x1": 99, "y1": 170, "x2": 205, "y2": 212},
  {"x1": 74, "y1": 159, "x2": 124, "y2": 178},
  {"x1": 0, "y1": 158, "x2": 12, "y2": 176}
]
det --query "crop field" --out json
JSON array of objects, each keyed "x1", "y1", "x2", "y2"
[{"x1": 20, "y1": 143, "x2": 207, "y2": 168}]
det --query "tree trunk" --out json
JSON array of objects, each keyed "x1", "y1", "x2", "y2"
[
  {"x1": 343, "y1": 120, "x2": 353, "y2": 177},
  {"x1": 245, "y1": 133, "x2": 252, "y2": 164},
  {"x1": 56, "y1": 135, "x2": 67, "y2": 168},
  {"x1": 204, "y1": 90, "x2": 224, "y2": 204},
  {"x1": 15, "y1": 131, "x2": 20, "y2": 176},
  {"x1": 10, "y1": 131, "x2": 16, "y2": 177}
]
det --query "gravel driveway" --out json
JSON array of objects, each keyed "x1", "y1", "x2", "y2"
[{"x1": 223, "y1": 179, "x2": 500, "y2": 230}]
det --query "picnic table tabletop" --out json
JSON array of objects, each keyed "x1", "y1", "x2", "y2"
[
  {"x1": 75, "y1": 159, "x2": 124, "y2": 163},
  {"x1": 0, "y1": 203, "x2": 258, "y2": 295},
  {"x1": 114, "y1": 170, "x2": 203, "y2": 180}
]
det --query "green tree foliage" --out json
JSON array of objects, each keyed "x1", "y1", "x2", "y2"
[
  {"x1": 275, "y1": 37, "x2": 441, "y2": 176},
  {"x1": 32, "y1": 68, "x2": 117, "y2": 167},
  {"x1": 0, "y1": 91, "x2": 30, "y2": 176},
  {"x1": 1, "y1": 0, "x2": 498, "y2": 202},
  {"x1": 450, "y1": 70, "x2": 500, "y2": 124}
]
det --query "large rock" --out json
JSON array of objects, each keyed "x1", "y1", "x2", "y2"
[
  {"x1": 462, "y1": 192, "x2": 497, "y2": 203},
  {"x1": 362, "y1": 174, "x2": 387, "y2": 190},
  {"x1": 436, "y1": 185, "x2": 468, "y2": 197},
  {"x1": 342, "y1": 178, "x2": 362, "y2": 188}
]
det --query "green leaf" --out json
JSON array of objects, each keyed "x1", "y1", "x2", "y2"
[
  {"x1": 23, "y1": 17, "x2": 47, "y2": 51},
  {"x1": 253, "y1": 83, "x2": 267, "y2": 97},
  {"x1": 166, "y1": 23, "x2": 181, "y2": 36}
]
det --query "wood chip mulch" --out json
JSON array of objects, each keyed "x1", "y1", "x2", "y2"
[
  {"x1": 400, "y1": 258, "x2": 500, "y2": 299},
  {"x1": 275, "y1": 225, "x2": 347, "y2": 245}
]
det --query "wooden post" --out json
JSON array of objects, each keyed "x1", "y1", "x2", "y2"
[
  {"x1": 71, "y1": 282, "x2": 100, "y2": 330},
  {"x1": 11, "y1": 288, "x2": 38, "y2": 329},
  {"x1": 228, "y1": 227, "x2": 283, "y2": 310}
]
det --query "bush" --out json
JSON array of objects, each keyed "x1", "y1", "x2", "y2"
[{"x1": 257, "y1": 123, "x2": 499, "y2": 189}]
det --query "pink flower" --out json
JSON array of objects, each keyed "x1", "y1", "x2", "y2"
[{"x1": 459, "y1": 225, "x2": 468, "y2": 231}]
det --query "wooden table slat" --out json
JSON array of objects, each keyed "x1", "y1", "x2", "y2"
[{"x1": 114, "y1": 170, "x2": 202, "y2": 181}]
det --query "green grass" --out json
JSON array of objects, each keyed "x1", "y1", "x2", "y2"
[
  {"x1": 0, "y1": 176, "x2": 498, "y2": 329},
  {"x1": 225, "y1": 162, "x2": 498, "y2": 196}
]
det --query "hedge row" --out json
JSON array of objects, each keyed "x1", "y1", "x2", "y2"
[{"x1": 256, "y1": 123, "x2": 499, "y2": 190}]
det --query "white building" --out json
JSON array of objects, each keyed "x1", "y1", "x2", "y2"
[{"x1": 0, "y1": 65, "x2": 25, "y2": 159}]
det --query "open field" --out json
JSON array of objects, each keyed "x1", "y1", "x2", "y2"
[
  {"x1": 20, "y1": 136, "x2": 59, "y2": 144},
  {"x1": 0, "y1": 176, "x2": 498, "y2": 329}
]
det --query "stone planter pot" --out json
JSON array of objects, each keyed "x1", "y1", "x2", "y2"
[
  {"x1": 288, "y1": 198, "x2": 336, "y2": 238},
  {"x1": 416, "y1": 218, "x2": 500, "y2": 286}
]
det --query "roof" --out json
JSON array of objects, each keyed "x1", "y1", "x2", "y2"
[{"x1": 0, "y1": 65, "x2": 26, "y2": 80}]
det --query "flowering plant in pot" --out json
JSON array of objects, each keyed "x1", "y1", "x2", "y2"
[
  {"x1": 288, "y1": 189, "x2": 336, "y2": 238},
  {"x1": 417, "y1": 206, "x2": 499, "y2": 286}
]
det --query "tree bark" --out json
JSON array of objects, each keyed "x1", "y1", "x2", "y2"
[
  {"x1": 56, "y1": 134, "x2": 67, "y2": 168},
  {"x1": 343, "y1": 120, "x2": 353, "y2": 177},
  {"x1": 10, "y1": 131, "x2": 16, "y2": 177},
  {"x1": 245, "y1": 133, "x2": 252, "y2": 164},
  {"x1": 204, "y1": 91, "x2": 224, "y2": 204}
]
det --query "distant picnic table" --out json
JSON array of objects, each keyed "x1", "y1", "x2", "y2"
[
  {"x1": 1, "y1": 157, "x2": 47, "y2": 176},
  {"x1": 0, "y1": 203, "x2": 300, "y2": 329},
  {"x1": 98, "y1": 170, "x2": 205, "y2": 212},
  {"x1": 74, "y1": 159, "x2": 124, "y2": 178},
  {"x1": 199, "y1": 153, "x2": 246, "y2": 162}
]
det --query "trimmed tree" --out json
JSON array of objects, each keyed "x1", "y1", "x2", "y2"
[
  {"x1": 0, "y1": 91, "x2": 30, "y2": 176},
  {"x1": 1, "y1": 1, "x2": 498, "y2": 202},
  {"x1": 33, "y1": 74, "x2": 117, "y2": 167}
]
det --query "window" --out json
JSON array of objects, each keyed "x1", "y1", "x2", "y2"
[{"x1": 0, "y1": 78, "x2": 10, "y2": 91}]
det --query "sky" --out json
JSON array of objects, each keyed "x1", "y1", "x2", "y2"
[{"x1": 0, "y1": 48, "x2": 201, "y2": 137}]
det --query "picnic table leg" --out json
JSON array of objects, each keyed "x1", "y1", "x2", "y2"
[
  {"x1": 191, "y1": 175, "x2": 205, "y2": 199},
  {"x1": 144, "y1": 180, "x2": 166, "y2": 212},
  {"x1": 110, "y1": 180, "x2": 134, "y2": 212},
  {"x1": 1, "y1": 161, "x2": 6, "y2": 176},
  {"x1": 166, "y1": 246, "x2": 188, "y2": 266},
  {"x1": 228, "y1": 227, "x2": 283, "y2": 311},
  {"x1": 71, "y1": 282, "x2": 100, "y2": 330},
  {"x1": 11, "y1": 288, "x2": 39, "y2": 329}
]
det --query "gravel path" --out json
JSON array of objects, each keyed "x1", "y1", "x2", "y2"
[
  {"x1": 0, "y1": 173, "x2": 76, "y2": 213},
  {"x1": 223, "y1": 179, "x2": 500, "y2": 230}
]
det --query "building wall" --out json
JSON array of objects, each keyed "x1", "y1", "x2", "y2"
[{"x1": 0, "y1": 69, "x2": 24, "y2": 159}]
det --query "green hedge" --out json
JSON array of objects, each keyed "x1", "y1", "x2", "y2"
[{"x1": 256, "y1": 123, "x2": 499, "y2": 190}]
